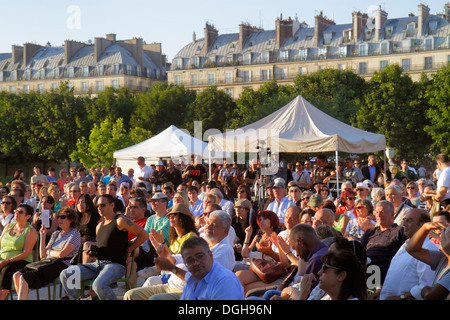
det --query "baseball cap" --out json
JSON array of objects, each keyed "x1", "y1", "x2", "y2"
[
  {"x1": 151, "y1": 192, "x2": 168, "y2": 200},
  {"x1": 307, "y1": 194, "x2": 323, "y2": 207}
]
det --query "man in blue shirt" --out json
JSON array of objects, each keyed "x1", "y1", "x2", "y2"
[{"x1": 180, "y1": 236, "x2": 244, "y2": 300}]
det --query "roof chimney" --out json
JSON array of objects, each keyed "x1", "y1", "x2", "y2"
[
  {"x1": 445, "y1": 2, "x2": 450, "y2": 23},
  {"x1": 23, "y1": 43, "x2": 43, "y2": 66},
  {"x1": 203, "y1": 23, "x2": 218, "y2": 53},
  {"x1": 106, "y1": 33, "x2": 116, "y2": 42},
  {"x1": 11, "y1": 45, "x2": 23, "y2": 65},
  {"x1": 313, "y1": 12, "x2": 335, "y2": 46},
  {"x1": 352, "y1": 11, "x2": 369, "y2": 42},
  {"x1": 418, "y1": 3, "x2": 430, "y2": 36},
  {"x1": 239, "y1": 23, "x2": 253, "y2": 50},
  {"x1": 374, "y1": 7, "x2": 388, "y2": 41},
  {"x1": 65, "y1": 40, "x2": 88, "y2": 63},
  {"x1": 275, "y1": 16, "x2": 293, "y2": 49}
]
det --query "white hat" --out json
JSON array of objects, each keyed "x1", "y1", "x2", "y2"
[
  {"x1": 356, "y1": 182, "x2": 370, "y2": 190},
  {"x1": 156, "y1": 160, "x2": 164, "y2": 166}
]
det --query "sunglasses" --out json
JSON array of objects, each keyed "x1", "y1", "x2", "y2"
[
  {"x1": 1, "y1": 201, "x2": 12, "y2": 205},
  {"x1": 321, "y1": 263, "x2": 342, "y2": 273},
  {"x1": 302, "y1": 197, "x2": 310, "y2": 200},
  {"x1": 57, "y1": 215, "x2": 67, "y2": 219},
  {"x1": 347, "y1": 197, "x2": 356, "y2": 200},
  {"x1": 97, "y1": 203, "x2": 109, "y2": 208}
]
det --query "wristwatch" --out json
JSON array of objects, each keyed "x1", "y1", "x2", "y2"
[
  {"x1": 171, "y1": 267, "x2": 178, "y2": 275},
  {"x1": 400, "y1": 294, "x2": 405, "y2": 300}
]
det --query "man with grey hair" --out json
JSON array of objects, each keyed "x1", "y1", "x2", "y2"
[
  {"x1": 209, "y1": 188, "x2": 233, "y2": 215},
  {"x1": 202, "y1": 210, "x2": 235, "y2": 271},
  {"x1": 385, "y1": 184, "x2": 412, "y2": 225},
  {"x1": 361, "y1": 200, "x2": 408, "y2": 285}
]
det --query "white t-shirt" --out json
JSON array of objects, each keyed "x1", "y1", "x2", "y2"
[
  {"x1": 134, "y1": 164, "x2": 153, "y2": 191},
  {"x1": 437, "y1": 166, "x2": 450, "y2": 201}
]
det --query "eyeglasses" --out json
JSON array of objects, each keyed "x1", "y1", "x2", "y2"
[
  {"x1": 301, "y1": 197, "x2": 310, "y2": 201},
  {"x1": 57, "y1": 215, "x2": 67, "y2": 220},
  {"x1": 71, "y1": 189, "x2": 81, "y2": 193},
  {"x1": 321, "y1": 189, "x2": 329, "y2": 192},
  {"x1": 14, "y1": 209, "x2": 27, "y2": 214},
  {"x1": 1, "y1": 201, "x2": 11, "y2": 205},
  {"x1": 355, "y1": 206, "x2": 365, "y2": 210},
  {"x1": 406, "y1": 187, "x2": 416, "y2": 189},
  {"x1": 321, "y1": 263, "x2": 343, "y2": 273},
  {"x1": 183, "y1": 252, "x2": 208, "y2": 266},
  {"x1": 347, "y1": 197, "x2": 356, "y2": 200}
]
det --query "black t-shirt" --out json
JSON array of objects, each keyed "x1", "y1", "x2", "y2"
[
  {"x1": 360, "y1": 224, "x2": 408, "y2": 283},
  {"x1": 184, "y1": 164, "x2": 206, "y2": 183},
  {"x1": 313, "y1": 165, "x2": 334, "y2": 184}
]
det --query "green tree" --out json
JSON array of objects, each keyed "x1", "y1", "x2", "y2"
[
  {"x1": 70, "y1": 118, "x2": 134, "y2": 168},
  {"x1": 186, "y1": 86, "x2": 236, "y2": 135},
  {"x1": 354, "y1": 64, "x2": 431, "y2": 161},
  {"x1": 131, "y1": 83, "x2": 196, "y2": 135},
  {"x1": 424, "y1": 64, "x2": 450, "y2": 154},
  {"x1": 227, "y1": 80, "x2": 295, "y2": 129},
  {"x1": 25, "y1": 83, "x2": 88, "y2": 163},
  {"x1": 293, "y1": 68, "x2": 367, "y2": 124}
]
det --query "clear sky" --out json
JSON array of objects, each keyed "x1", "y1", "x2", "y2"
[{"x1": 1, "y1": 0, "x2": 447, "y2": 61}]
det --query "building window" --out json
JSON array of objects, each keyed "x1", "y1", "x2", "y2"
[
  {"x1": 401, "y1": 59, "x2": 410, "y2": 72},
  {"x1": 191, "y1": 74, "x2": 197, "y2": 85},
  {"x1": 52, "y1": 83, "x2": 58, "y2": 91},
  {"x1": 225, "y1": 71, "x2": 233, "y2": 83},
  {"x1": 96, "y1": 81, "x2": 103, "y2": 91},
  {"x1": 126, "y1": 65, "x2": 132, "y2": 75},
  {"x1": 299, "y1": 49, "x2": 308, "y2": 61},
  {"x1": 174, "y1": 75, "x2": 181, "y2": 85},
  {"x1": 225, "y1": 88, "x2": 233, "y2": 98},
  {"x1": 136, "y1": 66, "x2": 142, "y2": 77},
  {"x1": 279, "y1": 68, "x2": 288, "y2": 79},
  {"x1": 380, "y1": 60, "x2": 389, "y2": 71},
  {"x1": 381, "y1": 42, "x2": 390, "y2": 55},
  {"x1": 358, "y1": 62, "x2": 367, "y2": 75},
  {"x1": 40, "y1": 69, "x2": 45, "y2": 80},
  {"x1": 280, "y1": 50, "x2": 289, "y2": 62},
  {"x1": 174, "y1": 58, "x2": 182, "y2": 69},
  {"x1": 9, "y1": 86, "x2": 16, "y2": 94},
  {"x1": 260, "y1": 70, "x2": 269, "y2": 81},
  {"x1": 323, "y1": 32, "x2": 333, "y2": 45},
  {"x1": 0, "y1": 71, "x2": 3, "y2": 82},
  {"x1": 242, "y1": 71, "x2": 251, "y2": 82},
  {"x1": 98, "y1": 65, "x2": 104, "y2": 76},
  {"x1": 407, "y1": 23, "x2": 415, "y2": 37},
  {"x1": 298, "y1": 67, "x2": 306, "y2": 75},
  {"x1": 82, "y1": 66, "x2": 89, "y2": 77},
  {"x1": 424, "y1": 38, "x2": 433, "y2": 51},
  {"x1": 67, "y1": 82, "x2": 73, "y2": 90},
  {"x1": 68, "y1": 67, "x2": 74, "y2": 78},
  {"x1": 25, "y1": 70, "x2": 31, "y2": 81},
  {"x1": 11, "y1": 71, "x2": 17, "y2": 81},
  {"x1": 243, "y1": 53, "x2": 252, "y2": 65},
  {"x1": 191, "y1": 57, "x2": 200, "y2": 68},
  {"x1": 81, "y1": 82, "x2": 88, "y2": 92},
  {"x1": 339, "y1": 46, "x2": 347, "y2": 58},
  {"x1": 54, "y1": 68, "x2": 59, "y2": 79},
  {"x1": 23, "y1": 85, "x2": 29, "y2": 94},
  {"x1": 112, "y1": 80, "x2": 118, "y2": 89},
  {"x1": 262, "y1": 52, "x2": 270, "y2": 63},
  {"x1": 359, "y1": 44, "x2": 368, "y2": 56},
  {"x1": 37, "y1": 84, "x2": 44, "y2": 93},
  {"x1": 113, "y1": 64, "x2": 120, "y2": 75},
  {"x1": 208, "y1": 73, "x2": 215, "y2": 84},
  {"x1": 424, "y1": 57, "x2": 433, "y2": 70},
  {"x1": 318, "y1": 48, "x2": 327, "y2": 59}
]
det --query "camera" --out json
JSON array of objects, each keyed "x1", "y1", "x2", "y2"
[{"x1": 87, "y1": 244, "x2": 98, "y2": 257}]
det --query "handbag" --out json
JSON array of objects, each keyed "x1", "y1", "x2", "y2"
[
  {"x1": 250, "y1": 258, "x2": 287, "y2": 284},
  {"x1": 25, "y1": 257, "x2": 68, "y2": 271}
]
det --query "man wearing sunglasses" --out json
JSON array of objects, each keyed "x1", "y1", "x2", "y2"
[{"x1": 60, "y1": 194, "x2": 148, "y2": 300}]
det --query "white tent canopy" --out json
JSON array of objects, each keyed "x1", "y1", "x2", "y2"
[
  {"x1": 208, "y1": 95, "x2": 386, "y2": 154},
  {"x1": 208, "y1": 95, "x2": 386, "y2": 197},
  {"x1": 113, "y1": 125, "x2": 208, "y2": 172}
]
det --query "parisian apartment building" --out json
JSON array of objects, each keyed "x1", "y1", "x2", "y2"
[
  {"x1": 0, "y1": 33, "x2": 167, "y2": 95},
  {"x1": 167, "y1": 3, "x2": 450, "y2": 99}
]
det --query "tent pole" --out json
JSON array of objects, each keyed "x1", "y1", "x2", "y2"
[
  {"x1": 383, "y1": 151, "x2": 386, "y2": 187},
  {"x1": 208, "y1": 145, "x2": 212, "y2": 181},
  {"x1": 335, "y1": 150, "x2": 339, "y2": 199}
]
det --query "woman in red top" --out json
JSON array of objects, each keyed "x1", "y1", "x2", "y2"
[{"x1": 334, "y1": 190, "x2": 357, "y2": 234}]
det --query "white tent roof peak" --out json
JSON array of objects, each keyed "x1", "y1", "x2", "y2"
[
  {"x1": 114, "y1": 124, "x2": 207, "y2": 161},
  {"x1": 208, "y1": 95, "x2": 386, "y2": 154}
]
